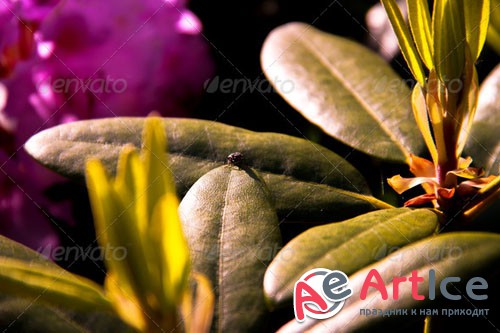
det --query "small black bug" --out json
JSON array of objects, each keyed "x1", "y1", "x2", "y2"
[{"x1": 226, "y1": 152, "x2": 244, "y2": 166}]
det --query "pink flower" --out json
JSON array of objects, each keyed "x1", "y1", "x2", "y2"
[
  {"x1": 0, "y1": 0, "x2": 213, "y2": 252},
  {"x1": 0, "y1": 150, "x2": 62, "y2": 252},
  {"x1": 30, "y1": 0, "x2": 213, "y2": 123},
  {"x1": 0, "y1": 0, "x2": 59, "y2": 77},
  {"x1": 1, "y1": 0, "x2": 64, "y2": 251},
  {"x1": 0, "y1": 62, "x2": 70, "y2": 252}
]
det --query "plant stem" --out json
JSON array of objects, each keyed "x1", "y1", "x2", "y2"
[{"x1": 423, "y1": 315, "x2": 432, "y2": 333}]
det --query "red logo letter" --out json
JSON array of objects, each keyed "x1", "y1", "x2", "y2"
[
  {"x1": 409, "y1": 270, "x2": 425, "y2": 300},
  {"x1": 294, "y1": 281, "x2": 328, "y2": 321},
  {"x1": 360, "y1": 269, "x2": 388, "y2": 300}
]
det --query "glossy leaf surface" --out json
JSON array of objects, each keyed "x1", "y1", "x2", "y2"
[{"x1": 261, "y1": 22, "x2": 424, "y2": 163}]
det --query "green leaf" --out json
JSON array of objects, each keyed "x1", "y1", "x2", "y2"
[
  {"x1": 380, "y1": 0, "x2": 427, "y2": 84},
  {"x1": 407, "y1": 0, "x2": 434, "y2": 69},
  {"x1": 433, "y1": 0, "x2": 466, "y2": 82},
  {"x1": 264, "y1": 208, "x2": 439, "y2": 307},
  {"x1": 152, "y1": 193, "x2": 191, "y2": 306},
  {"x1": 25, "y1": 117, "x2": 392, "y2": 223},
  {"x1": 142, "y1": 117, "x2": 174, "y2": 219},
  {"x1": 0, "y1": 235, "x2": 130, "y2": 332},
  {"x1": 261, "y1": 22, "x2": 424, "y2": 163},
  {"x1": 412, "y1": 84, "x2": 438, "y2": 163},
  {"x1": 464, "y1": 0, "x2": 490, "y2": 60},
  {"x1": 487, "y1": 0, "x2": 500, "y2": 55},
  {"x1": 86, "y1": 157, "x2": 141, "y2": 300},
  {"x1": 178, "y1": 165, "x2": 282, "y2": 332},
  {"x1": 464, "y1": 64, "x2": 500, "y2": 174},
  {"x1": 278, "y1": 232, "x2": 500, "y2": 332},
  {"x1": 0, "y1": 257, "x2": 112, "y2": 312},
  {"x1": 0, "y1": 298, "x2": 132, "y2": 333},
  {"x1": 0, "y1": 299, "x2": 85, "y2": 333},
  {"x1": 0, "y1": 235, "x2": 110, "y2": 312}
]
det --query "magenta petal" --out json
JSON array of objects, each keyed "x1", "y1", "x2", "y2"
[
  {"x1": 0, "y1": 182, "x2": 60, "y2": 253},
  {"x1": 0, "y1": 0, "x2": 213, "y2": 256},
  {"x1": 30, "y1": 0, "x2": 214, "y2": 120}
]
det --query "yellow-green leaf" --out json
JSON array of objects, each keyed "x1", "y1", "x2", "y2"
[
  {"x1": 487, "y1": 0, "x2": 500, "y2": 55},
  {"x1": 86, "y1": 158, "x2": 151, "y2": 308},
  {"x1": 456, "y1": 51, "x2": 479, "y2": 157},
  {"x1": 105, "y1": 273, "x2": 147, "y2": 332},
  {"x1": 411, "y1": 84, "x2": 438, "y2": 163},
  {"x1": 152, "y1": 193, "x2": 190, "y2": 306},
  {"x1": 113, "y1": 155, "x2": 164, "y2": 310},
  {"x1": 0, "y1": 257, "x2": 111, "y2": 312},
  {"x1": 381, "y1": 0, "x2": 426, "y2": 85},
  {"x1": 407, "y1": 0, "x2": 434, "y2": 69},
  {"x1": 117, "y1": 148, "x2": 165, "y2": 306},
  {"x1": 142, "y1": 117, "x2": 174, "y2": 220},
  {"x1": 433, "y1": 0, "x2": 466, "y2": 82},
  {"x1": 87, "y1": 118, "x2": 193, "y2": 330},
  {"x1": 114, "y1": 145, "x2": 147, "y2": 235},
  {"x1": 426, "y1": 70, "x2": 447, "y2": 161},
  {"x1": 85, "y1": 160, "x2": 134, "y2": 296},
  {"x1": 464, "y1": 0, "x2": 491, "y2": 60},
  {"x1": 0, "y1": 235, "x2": 131, "y2": 332}
]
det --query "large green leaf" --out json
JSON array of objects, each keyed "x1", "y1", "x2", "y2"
[
  {"x1": 178, "y1": 165, "x2": 282, "y2": 332},
  {"x1": 278, "y1": 232, "x2": 500, "y2": 332},
  {"x1": 465, "y1": 64, "x2": 500, "y2": 174},
  {"x1": 25, "y1": 117, "x2": 392, "y2": 222},
  {"x1": 264, "y1": 208, "x2": 439, "y2": 307},
  {"x1": 0, "y1": 257, "x2": 111, "y2": 312},
  {"x1": 0, "y1": 298, "x2": 131, "y2": 333},
  {"x1": 0, "y1": 235, "x2": 109, "y2": 312},
  {"x1": 0, "y1": 298, "x2": 84, "y2": 333},
  {"x1": 261, "y1": 22, "x2": 424, "y2": 163},
  {"x1": 0, "y1": 235, "x2": 130, "y2": 332}
]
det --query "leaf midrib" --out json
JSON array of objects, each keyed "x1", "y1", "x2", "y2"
[
  {"x1": 296, "y1": 35, "x2": 410, "y2": 160},
  {"x1": 218, "y1": 168, "x2": 233, "y2": 333},
  {"x1": 277, "y1": 209, "x2": 420, "y2": 299},
  {"x1": 41, "y1": 138, "x2": 377, "y2": 197}
]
